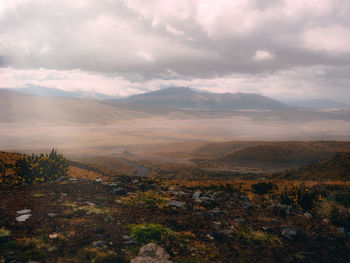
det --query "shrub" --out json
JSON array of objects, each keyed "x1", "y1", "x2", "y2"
[
  {"x1": 280, "y1": 183, "x2": 326, "y2": 212},
  {"x1": 334, "y1": 191, "x2": 350, "y2": 208},
  {"x1": 129, "y1": 223, "x2": 176, "y2": 244},
  {"x1": 11, "y1": 149, "x2": 69, "y2": 185},
  {"x1": 251, "y1": 182, "x2": 278, "y2": 195}
]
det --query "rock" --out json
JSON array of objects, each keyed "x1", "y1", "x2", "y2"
[
  {"x1": 93, "y1": 240, "x2": 109, "y2": 248},
  {"x1": 16, "y1": 209, "x2": 31, "y2": 215},
  {"x1": 262, "y1": 226, "x2": 274, "y2": 233},
  {"x1": 221, "y1": 229, "x2": 234, "y2": 236},
  {"x1": 168, "y1": 200, "x2": 185, "y2": 209},
  {"x1": 211, "y1": 231, "x2": 225, "y2": 241},
  {"x1": 132, "y1": 179, "x2": 139, "y2": 184},
  {"x1": 338, "y1": 227, "x2": 346, "y2": 235},
  {"x1": 210, "y1": 208, "x2": 224, "y2": 216},
  {"x1": 85, "y1": 202, "x2": 95, "y2": 206},
  {"x1": 303, "y1": 212, "x2": 313, "y2": 219},
  {"x1": 112, "y1": 187, "x2": 127, "y2": 195},
  {"x1": 322, "y1": 218, "x2": 330, "y2": 224},
  {"x1": 193, "y1": 191, "x2": 202, "y2": 202},
  {"x1": 193, "y1": 191, "x2": 213, "y2": 203},
  {"x1": 242, "y1": 201, "x2": 252, "y2": 209},
  {"x1": 47, "y1": 213, "x2": 59, "y2": 218},
  {"x1": 93, "y1": 234, "x2": 104, "y2": 240},
  {"x1": 109, "y1": 183, "x2": 119, "y2": 188},
  {"x1": 124, "y1": 240, "x2": 138, "y2": 246},
  {"x1": 95, "y1": 178, "x2": 103, "y2": 183},
  {"x1": 281, "y1": 227, "x2": 297, "y2": 240},
  {"x1": 16, "y1": 214, "x2": 32, "y2": 222},
  {"x1": 131, "y1": 243, "x2": 172, "y2": 263},
  {"x1": 233, "y1": 218, "x2": 247, "y2": 224},
  {"x1": 177, "y1": 191, "x2": 188, "y2": 197}
]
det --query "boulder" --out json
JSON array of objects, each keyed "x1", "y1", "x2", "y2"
[
  {"x1": 131, "y1": 243, "x2": 172, "y2": 263},
  {"x1": 281, "y1": 227, "x2": 297, "y2": 240}
]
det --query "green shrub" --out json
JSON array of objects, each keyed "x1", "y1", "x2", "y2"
[
  {"x1": 129, "y1": 223, "x2": 176, "y2": 244},
  {"x1": 11, "y1": 149, "x2": 69, "y2": 185},
  {"x1": 251, "y1": 182, "x2": 278, "y2": 195},
  {"x1": 334, "y1": 191, "x2": 350, "y2": 208}
]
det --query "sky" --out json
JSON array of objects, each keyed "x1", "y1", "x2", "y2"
[{"x1": 0, "y1": 0, "x2": 350, "y2": 102}]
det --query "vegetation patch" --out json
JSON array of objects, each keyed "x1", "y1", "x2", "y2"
[
  {"x1": 280, "y1": 183, "x2": 326, "y2": 212},
  {"x1": 117, "y1": 191, "x2": 170, "y2": 208},
  {"x1": 233, "y1": 226, "x2": 282, "y2": 246},
  {"x1": 251, "y1": 182, "x2": 278, "y2": 195},
  {"x1": 1, "y1": 149, "x2": 69, "y2": 186},
  {"x1": 129, "y1": 223, "x2": 176, "y2": 244}
]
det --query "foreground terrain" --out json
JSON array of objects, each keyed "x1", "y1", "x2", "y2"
[{"x1": 1, "y1": 149, "x2": 350, "y2": 262}]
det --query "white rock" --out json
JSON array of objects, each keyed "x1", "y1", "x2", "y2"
[
  {"x1": 16, "y1": 214, "x2": 32, "y2": 222},
  {"x1": 17, "y1": 209, "x2": 31, "y2": 214}
]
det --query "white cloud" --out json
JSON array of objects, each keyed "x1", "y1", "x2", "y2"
[
  {"x1": 302, "y1": 25, "x2": 350, "y2": 54},
  {"x1": 253, "y1": 50, "x2": 274, "y2": 61}
]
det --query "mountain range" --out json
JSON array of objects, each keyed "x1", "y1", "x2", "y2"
[
  {"x1": 105, "y1": 87, "x2": 288, "y2": 110},
  {"x1": 1, "y1": 86, "x2": 350, "y2": 125}
]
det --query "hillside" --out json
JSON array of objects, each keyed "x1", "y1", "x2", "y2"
[
  {"x1": 188, "y1": 141, "x2": 350, "y2": 171},
  {"x1": 104, "y1": 87, "x2": 289, "y2": 110},
  {"x1": 278, "y1": 153, "x2": 350, "y2": 180},
  {"x1": 220, "y1": 141, "x2": 350, "y2": 163}
]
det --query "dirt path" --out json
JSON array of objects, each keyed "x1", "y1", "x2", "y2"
[{"x1": 116, "y1": 158, "x2": 150, "y2": 177}]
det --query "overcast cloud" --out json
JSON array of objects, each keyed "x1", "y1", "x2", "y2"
[{"x1": 0, "y1": 0, "x2": 350, "y2": 101}]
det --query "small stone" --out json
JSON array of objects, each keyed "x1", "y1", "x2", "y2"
[
  {"x1": 93, "y1": 240, "x2": 108, "y2": 247},
  {"x1": 95, "y1": 178, "x2": 103, "y2": 183},
  {"x1": 177, "y1": 191, "x2": 188, "y2": 197},
  {"x1": 338, "y1": 227, "x2": 346, "y2": 235},
  {"x1": 262, "y1": 226, "x2": 274, "y2": 233},
  {"x1": 49, "y1": 233, "x2": 58, "y2": 239},
  {"x1": 210, "y1": 208, "x2": 224, "y2": 216},
  {"x1": 112, "y1": 187, "x2": 127, "y2": 195},
  {"x1": 221, "y1": 229, "x2": 234, "y2": 236},
  {"x1": 242, "y1": 201, "x2": 252, "y2": 209},
  {"x1": 211, "y1": 231, "x2": 225, "y2": 241},
  {"x1": 168, "y1": 200, "x2": 185, "y2": 209},
  {"x1": 124, "y1": 240, "x2": 138, "y2": 246},
  {"x1": 47, "y1": 213, "x2": 59, "y2": 218},
  {"x1": 303, "y1": 212, "x2": 313, "y2": 219},
  {"x1": 281, "y1": 227, "x2": 297, "y2": 240},
  {"x1": 17, "y1": 209, "x2": 31, "y2": 215},
  {"x1": 233, "y1": 218, "x2": 247, "y2": 224},
  {"x1": 109, "y1": 183, "x2": 119, "y2": 188},
  {"x1": 322, "y1": 218, "x2": 330, "y2": 224},
  {"x1": 16, "y1": 214, "x2": 32, "y2": 222}
]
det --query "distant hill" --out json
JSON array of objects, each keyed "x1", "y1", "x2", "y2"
[
  {"x1": 277, "y1": 153, "x2": 350, "y2": 180},
  {"x1": 0, "y1": 89, "x2": 148, "y2": 124},
  {"x1": 289, "y1": 99, "x2": 350, "y2": 109},
  {"x1": 104, "y1": 87, "x2": 289, "y2": 110},
  {"x1": 10, "y1": 85, "x2": 120, "y2": 100}
]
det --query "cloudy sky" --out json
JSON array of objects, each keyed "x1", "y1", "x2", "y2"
[{"x1": 0, "y1": 0, "x2": 349, "y2": 101}]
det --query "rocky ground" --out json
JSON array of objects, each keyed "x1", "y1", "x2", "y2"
[{"x1": 0, "y1": 176, "x2": 349, "y2": 263}]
